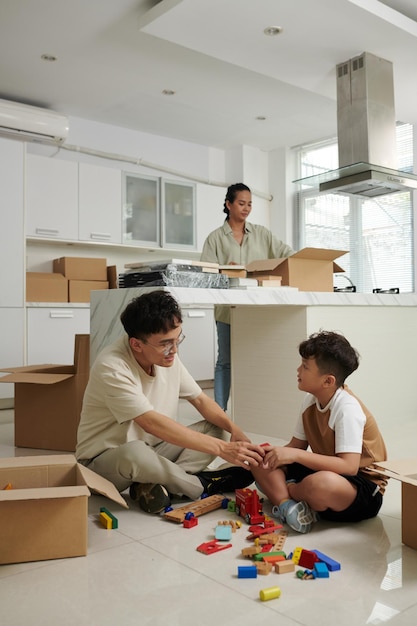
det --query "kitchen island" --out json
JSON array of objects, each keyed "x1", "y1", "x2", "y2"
[{"x1": 90, "y1": 287, "x2": 417, "y2": 439}]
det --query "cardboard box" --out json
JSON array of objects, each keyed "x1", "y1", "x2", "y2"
[
  {"x1": 53, "y1": 256, "x2": 108, "y2": 281},
  {"x1": 374, "y1": 459, "x2": 417, "y2": 550},
  {"x1": 0, "y1": 334, "x2": 89, "y2": 452},
  {"x1": 68, "y1": 280, "x2": 109, "y2": 303},
  {"x1": 219, "y1": 265, "x2": 247, "y2": 278},
  {"x1": 26, "y1": 272, "x2": 68, "y2": 302},
  {"x1": 0, "y1": 455, "x2": 128, "y2": 565},
  {"x1": 246, "y1": 247, "x2": 347, "y2": 292}
]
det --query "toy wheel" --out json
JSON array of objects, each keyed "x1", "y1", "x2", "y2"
[
  {"x1": 235, "y1": 506, "x2": 240, "y2": 517},
  {"x1": 245, "y1": 513, "x2": 251, "y2": 524}
]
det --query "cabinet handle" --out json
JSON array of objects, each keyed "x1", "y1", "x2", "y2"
[
  {"x1": 49, "y1": 310, "x2": 74, "y2": 319},
  {"x1": 35, "y1": 227, "x2": 59, "y2": 236},
  {"x1": 186, "y1": 310, "x2": 206, "y2": 318},
  {"x1": 90, "y1": 232, "x2": 111, "y2": 240}
]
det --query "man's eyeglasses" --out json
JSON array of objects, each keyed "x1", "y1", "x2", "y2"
[{"x1": 142, "y1": 332, "x2": 186, "y2": 356}]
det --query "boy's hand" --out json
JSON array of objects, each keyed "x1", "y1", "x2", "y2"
[{"x1": 262, "y1": 446, "x2": 299, "y2": 469}]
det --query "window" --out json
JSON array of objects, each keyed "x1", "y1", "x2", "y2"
[{"x1": 296, "y1": 123, "x2": 414, "y2": 293}]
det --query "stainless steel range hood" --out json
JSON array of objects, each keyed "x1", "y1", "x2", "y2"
[{"x1": 294, "y1": 52, "x2": 417, "y2": 197}]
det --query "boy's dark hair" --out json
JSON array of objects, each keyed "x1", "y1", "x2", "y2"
[
  {"x1": 120, "y1": 291, "x2": 182, "y2": 339},
  {"x1": 299, "y1": 331, "x2": 359, "y2": 387},
  {"x1": 223, "y1": 182, "x2": 251, "y2": 220}
]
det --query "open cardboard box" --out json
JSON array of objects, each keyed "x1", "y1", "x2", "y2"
[
  {"x1": 0, "y1": 455, "x2": 128, "y2": 565},
  {"x1": 246, "y1": 247, "x2": 347, "y2": 292},
  {"x1": 374, "y1": 459, "x2": 417, "y2": 550},
  {"x1": 0, "y1": 334, "x2": 89, "y2": 452}
]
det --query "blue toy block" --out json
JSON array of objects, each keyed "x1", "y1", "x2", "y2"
[
  {"x1": 314, "y1": 562, "x2": 329, "y2": 578},
  {"x1": 215, "y1": 524, "x2": 232, "y2": 541},
  {"x1": 312, "y1": 549, "x2": 341, "y2": 571},
  {"x1": 238, "y1": 565, "x2": 257, "y2": 579}
]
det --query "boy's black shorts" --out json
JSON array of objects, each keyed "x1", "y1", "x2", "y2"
[{"x1": 286, "y1": 462, "x2": 383, "y2": 522}]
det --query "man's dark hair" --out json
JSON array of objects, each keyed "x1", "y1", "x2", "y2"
[
  {"x1": 120, "y1": 290, "x2": 182, "y2": 339},
  {"x1": 223, "y1": 182, "x2": 251, "y2": 220},
  {"x1": 299, "y1": 330, "x2": 359, "y2": 387}
]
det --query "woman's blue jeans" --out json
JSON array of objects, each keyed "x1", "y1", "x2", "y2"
[{"x1": 214, "y1": 321, "x2": 231, "y2": 411}]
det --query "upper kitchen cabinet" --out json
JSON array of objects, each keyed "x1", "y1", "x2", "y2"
[
  {"x1": 123, "y1": 173, "x2": 197, "y2": 250},
  {"x1": 26, "y1": 154, "x2": 78, "y2": 240},
  {"x1": 78, "y1": 163, "x2": 122, "y2": 244},
  {"x1": 162, "y1": 179, "x2": 196, "y2": 250},
  {"x1": 0, "y1": 138, "x2": 24, "y2": 307},
  {"x1": 123, "y1": 172, "x2": 159, "y2": 246}
]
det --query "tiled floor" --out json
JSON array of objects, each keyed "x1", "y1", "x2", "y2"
[{"x1": 1, "y1": 396, "x2": 417, "y2": 626}]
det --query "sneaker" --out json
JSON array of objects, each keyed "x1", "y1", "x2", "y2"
[
  {"x1": 196, "y1": 466, "x2": 254, "y2": 495},
  {"x1": 272, "y1": 499, "x2": 317, "y2": 534},
  {"x1": 129, "y1": 482, "x2": 171, "y2": 514}
]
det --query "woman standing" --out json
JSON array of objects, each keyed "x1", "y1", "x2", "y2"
[{"x1": 201, "y1": 183, "x2": 293, "y2": 411}]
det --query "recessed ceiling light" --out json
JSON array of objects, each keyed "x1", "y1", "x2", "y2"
[
  {"x1": 263, "y1": 26, "x2": 282, "y2": 36},
  {"x1": 41, "y1": 54, "x2": 57, "y2": 62},
  {"x1": 256, "y1": 116, "x2": 266, "y2": 121},
  {"x1": 162, "y1": 89, "x2": 176, "y2": 96}
]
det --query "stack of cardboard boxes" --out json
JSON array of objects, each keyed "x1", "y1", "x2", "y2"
[{"x1": 26, "y1": 256, "x2": 113, "y2": 303}]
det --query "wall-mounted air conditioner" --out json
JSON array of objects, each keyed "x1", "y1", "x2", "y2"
[{"x1": 0, "y1": 98, "x2": 69, "y2": 144}]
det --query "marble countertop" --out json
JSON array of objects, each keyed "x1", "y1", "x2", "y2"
[{"x1": 90, "y1": 286, "x2": 417, "y2": 308}]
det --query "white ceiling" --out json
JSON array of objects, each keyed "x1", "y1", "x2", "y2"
[{"x1": 1, "y1": 0, "x2": 417, "y2": 151}]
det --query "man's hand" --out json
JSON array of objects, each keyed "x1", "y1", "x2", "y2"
[{"x1": 219, "y1": 441, "x2": 265, "y2": 468}]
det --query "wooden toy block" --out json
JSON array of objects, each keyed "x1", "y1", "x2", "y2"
[
  {"x1": 291, "y1": 547, "x2": 303, "y2": 564},
  {"x1": 197, "y1": 540, "x2": 232, "y2": 555},
  {"x1": 99, "y1": 511, "x2": 113, "y2": 529},
  {"x1": 164, "y1": 494, "x2": 227, "y2": 523},
  {"x1": 255, "y1": 561, "x2": 273, "y2": 575},
  {"x1": 215, "y1": 524, "x2": 232, "y2": 541},
  {"x1": 262, "y1": 554, "x2": 286, "y2": 564},
  {"x1": 314, "y1": 562, "x2": 329, "y2": 578},
  {"x1": 183, "y1": 516, "x2": 198, "y2": 528},
  {"x1": 246, "y1": 524, "x2": 282, "y2": 540},
  {"x1": 241, "y1": 546, "x2": 262, "y2": 558},
  {"x1": 227, "y1": 500, "x2": 236, "y2": 512},
  {"x1": 275, "y1": 559, "x2": 295, "y2": 574},
  {"x1": 297, "y1": 569, "x2": 316, "y2": 580},
  {"x1": 100, "y1": 506, "x2": 118, "y2": 529},
  {"x1": 259, "y1": 586, "x2": 281, "y2": 601},
  {"x1": 237, "y1": 565, "x2": 257, "y2": 579},
  {"x1": 253, "y1": 550, "x2": 286, "y2": 562},
  {"x1": 298, "y1": 549, "x2": 319, "y2": 569},
  {"x1": 312, "y1": 549, "x2": 341, "y2": 571}
]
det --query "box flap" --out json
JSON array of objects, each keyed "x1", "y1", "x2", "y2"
[
  {"x1": 0, "y1": 372, "x2": 74, "y2": 384},
  {"x1": 246, "y1": 258, "x2": 286, "y2": 272},
  {"x1": 373, "y1": 459, "x2": 417, "y2": 486},
  {"x1": 0, "y1": 485, "x2": 90, "y2": 502},
  {"x1": 0, "y1": 454, "x2": 76, "y2": 469},
  {"x1": 78, "y1": 464, "x2": 129, "y2": 509},
  {"x1": 26, "y1": 272, "x2": 67, "y2": 281},
  {"x1": 291, "y1": 247, "x2": 348, "y2": 261}
]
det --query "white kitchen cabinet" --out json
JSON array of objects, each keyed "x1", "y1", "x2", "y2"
[
  {"x1": 0, "y1": 308, "x2": 25, "y2": 399},
  {"x1": 79, "y1": 163, "x2": 122, "y2": 244},
  {"x1": 177, "y1": 307, "x2": 215, "y2": 381},
  {"x1": 161, "y1": 179, "x2": 196, "y2": 250},
  {"x1": 0, "y1": 138, "x2": 24, "y2": 307},
  {"x1": 27, "y1": 306, "x2": 90, "y2": 365},
  {"x1": 26, "y1": 154, "x2": 78, "y2": 240}
]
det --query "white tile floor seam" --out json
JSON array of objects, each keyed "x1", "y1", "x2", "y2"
[{"x1": 1, "y1": 396, "x2": 417, "y2": 626}]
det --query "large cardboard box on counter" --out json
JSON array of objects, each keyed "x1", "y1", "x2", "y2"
[
  {"x1": 0, "y1": 455, "x2": 128, "y2": 565},
  {"x1": 0, "y1": 335, "x2": 89, "y2": 452},
  {"x1": 374, "y1": 459, "x2": 417, "y2": 550},
  {"x1": 68, "y1": 280, "x2": 109, "y2": 303},
  {"x1": 26, "y1": 272, "x2": 68, "y2": 302},
  {"x1": 246, "y1": 247, "x2": 347, "y2": 292},
  {"x1": 53, "y1": 256, "x2": 108, "y2": 281}
]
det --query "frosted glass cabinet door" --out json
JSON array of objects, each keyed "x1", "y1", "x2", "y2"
[
  {"x1": 162, "y1": 179, "x2": 196, "y2": 249},
  {"x1": 123, "y1": 173, "x2": 159, "y2": 246}
]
